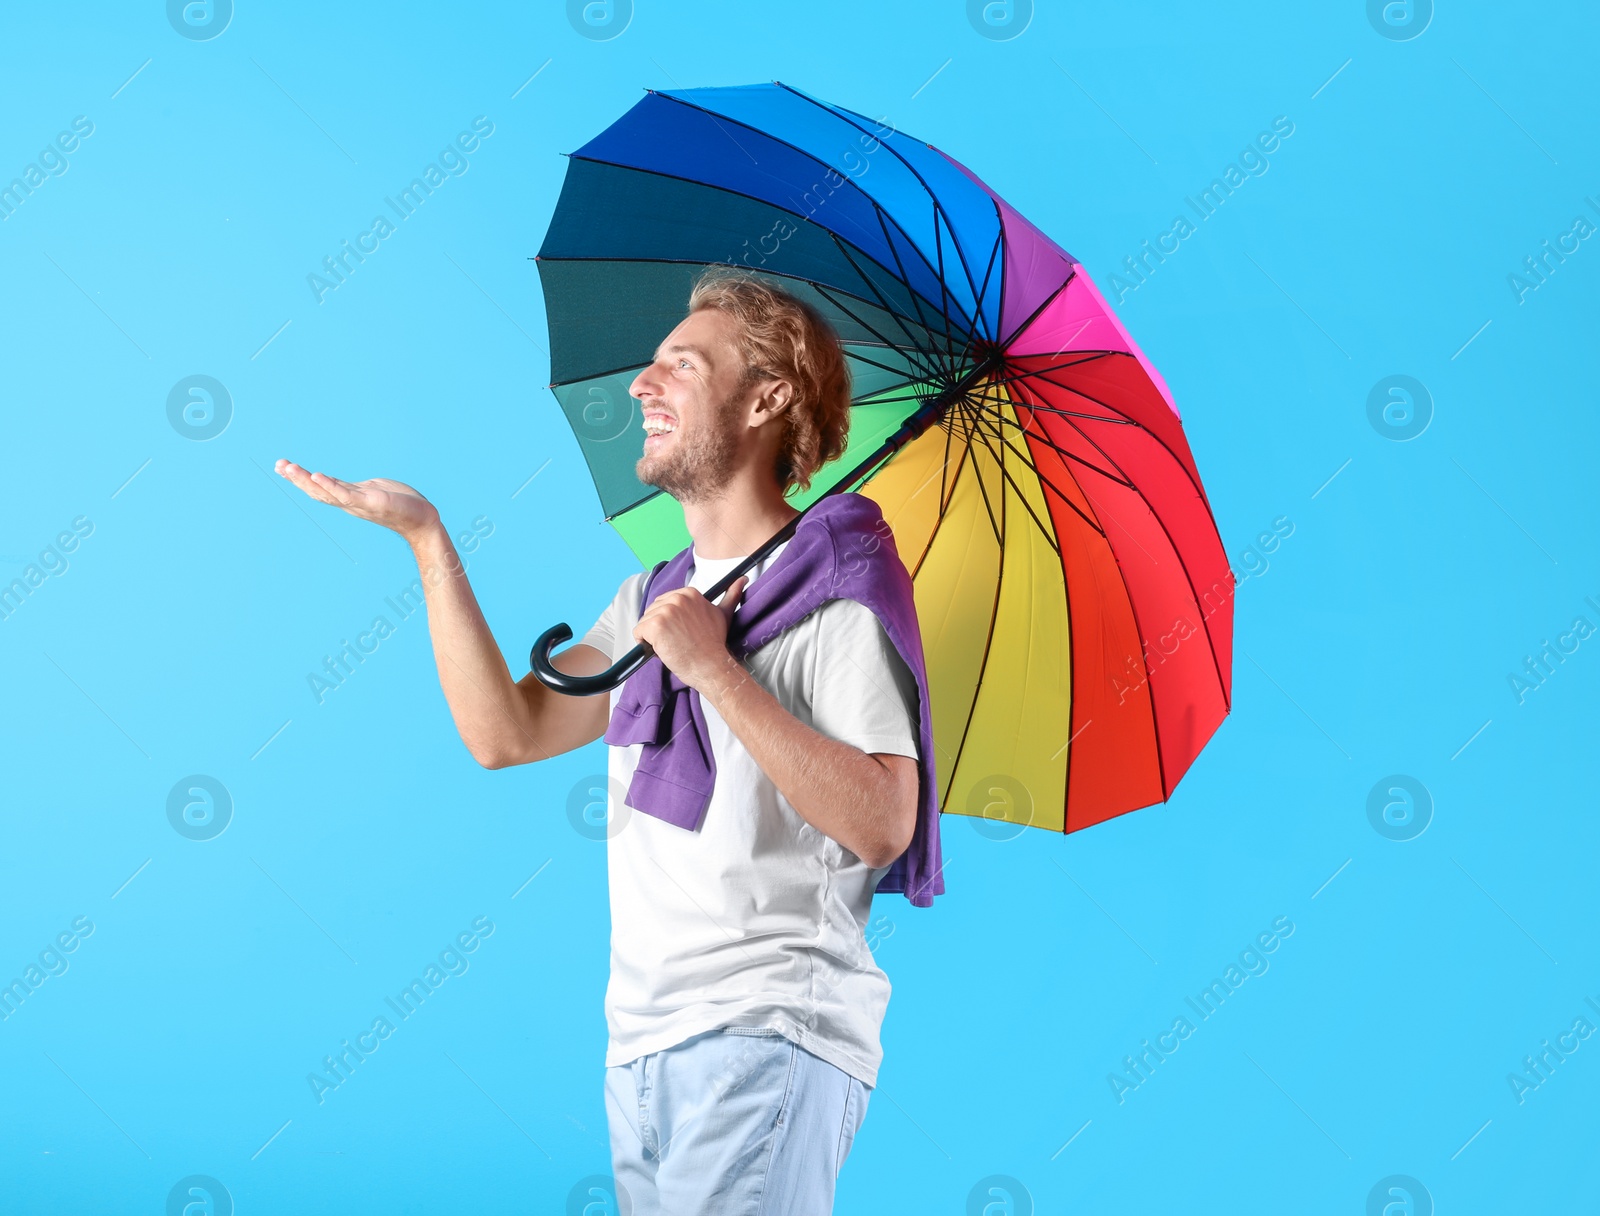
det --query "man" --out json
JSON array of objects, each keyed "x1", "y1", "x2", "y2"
[{"x1": 275, "y1": 266, "x2": 938, "y2": 1214}]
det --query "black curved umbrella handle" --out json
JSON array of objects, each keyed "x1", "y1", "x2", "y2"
[
  {"x1": 528, "y1": 512, "x2": 804, "y2": 697},
  {"x1": 529, "y1": 626, "x2": 655, "y2": 697}
]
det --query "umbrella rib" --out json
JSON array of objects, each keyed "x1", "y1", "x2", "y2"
[
  {"x1": 964, "y1": 405, "x2": 1098, "y2": 826},
  {"x1": 939, "y1": 398, "x2": 1011, "y2": 817},
  {"x1": 1091, "y1": 520, "x2": 1174, "y2": 800},
  {"x1": 955, "y1": 400, "x2": 1006, "y2": 553},
  {"x1": 826, "y1": 303, "x2": 941, "y2": 388},
  {"x1": 929, "y1": 199, "x2": 988, "y2": 374},
  {"x1": 777, "y1": 82, "x2": 990, "y2": 336},
  {"x1": 1009, "y1": 361, "x2": 1159, "y2": 424},
  {"x1": 550, "y1": 156, "x2": 947, "y2": 323},
  {"x1": 996, "y1": 268, "x2": 1078, "y2": 348},
  {"x1": 986, "y1": 362, "x2": 1182, "y2": 801},
  {"x1": 806, "y1": 262, "x2": 945, "y2": 383},
  {"x1": 551, "y1": 153, "x2": 964, "y2": 343},
  {"x1": 953, "y1": 227, "x2": 1003, "y2": 352},
  {"x1": 899, "y1": 213, "x2": 967, "y2": 366},
  {"x1": 1001, "y1": 348, "x2": 1111, "y2": 371},
  {"x1": 1024, "y1": 380, "x2": 1234, "y2": 665},
  {"x1": 972, "y1": 377, "x2": 1113, "y2": 502},
  {"x1": 962, "y1": 403, "x2": 1062, "y2": 557},
  {"x1": 935, "y1": 222, "x2": 989, "y2": 361},
  {"x1": 972, "y1": 378, "x2": 1211, "y2": 804},
  {"x1": 1010, "y1": 363, "x2": 1224, "y2": 536},
  {"x1": 899, "y1": 432, "x2": 972, "y2": 583},
  {"x1": 603, "y1": 484, "x2": 668, "y2": 521},
  {"x1": 853, "y1": 381, "x2": 938, "y2": 411},
  {"x1": 538, "y1": 259, "x2": 938, "y2": 389},
  {"x1": 969, "y1": 371, "x2": 1182, "y2": 806},
  {"x1": 545, "y1": 354, "x2": 648, "y2": 390},
  {"x1": 990, "y1": 351, "x2": 1115, "y2": 383},
  {"x1": 852, "y1": 378, "x2": 931, "y2": 408},
  {"x1": 868, "y1": 203, "x2": 965, "y2": 359},
  {"x1": 547, "y1": 344, "x2": 935, "y2": 396},
  {"x1": 1019, "y1": 388, "x2": 1233, "y2": 721},
  {"x1": 807, "y1": 226, "x2": 951, "y2": 368},
  {"x1": 639, "y1": 92, "x2": 954, "y2": 296},
  {"x1": 931, "y1": 203, "x2": 957, "y2": 365},
  {"x1": 649, "y1": 90, "x2": 765, "y2": 168},
  {"x1": 977, "y1": 388, "x2": 1136, "y2": 489},
  {"x1": 837, "y1": 348, "x2": 928, "y2": 384},
  {"x1": 968, "y1": 408, "x2": 1106, "y2": 539},
  {"x1": 988, "y1": 193, "x2": 1007, "y2": 346},
  {"x1": 939, "y1": 402, "x2": 961, "y2": 523},
  {"x1": 964, "y1": 391, "x2": 1071, "y2": 546},
  {"x1": 1006, "y1": 354, "x2": 1213, "y2": 491},
  {"x1": 931, "y1": 196, "x2": 984, "y2": 347},
  {"x1": 995, "y1": 395, "x2": 1138, "y2": 427}
]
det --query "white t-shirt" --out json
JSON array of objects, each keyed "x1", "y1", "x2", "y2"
[{"x1": 578, "y1": 538, "x2": 921, "y2": 1087}]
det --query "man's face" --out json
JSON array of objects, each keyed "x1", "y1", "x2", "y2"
[{"x1": 629, "y1": 308, "x2": 757, "y2": 503}]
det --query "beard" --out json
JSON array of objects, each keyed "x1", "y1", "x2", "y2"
[{"x1": 635, "y1": 390, "x2": 744, "y2": 503}]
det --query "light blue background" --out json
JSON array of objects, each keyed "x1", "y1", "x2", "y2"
[{"x1": 2, "y1": 2, "x2": 1595, "y2": 1212}]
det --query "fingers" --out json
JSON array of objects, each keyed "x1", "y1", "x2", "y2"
[
  {"x1": 276, "y1": 460, "x2": 367, "y2": 509},
  {"x1": 276, "y1": 459, "x2": 336, "y2": 504},
  {"x1": 310, "y1": 471, "x2": 365, "y2": 507},
  {"x1": 718, "y1": 576, "x2": 747, "y2": 625},
  {"x1": 635, "y1": 585, "x2": 714, "y2": 634}
]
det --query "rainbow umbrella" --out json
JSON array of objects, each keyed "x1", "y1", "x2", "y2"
[{"x1": 531, "y1": 82, "x2": 1233, "y2": 836}]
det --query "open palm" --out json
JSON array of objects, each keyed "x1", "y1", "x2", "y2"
[{"x1": 274, "y1": 459, "x2": 439, "y2": 542}]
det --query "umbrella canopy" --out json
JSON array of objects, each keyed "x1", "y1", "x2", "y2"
[{"x1": 535, "y1": 82, "x2": 1233, "y2": 836}]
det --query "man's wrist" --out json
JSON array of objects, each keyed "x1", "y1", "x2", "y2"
[
  {"x1": 699, "y1": 651, "x2": 752, "y2": 706},
  {"x1": 408, "y1": 519, "x2": 468, "y2": 589},
  {"x1": 406, "y1": 517, "x2": 451, "y2": 557}
]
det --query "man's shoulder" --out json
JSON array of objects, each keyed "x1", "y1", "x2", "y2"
[
  {"x1": 809, "y1": 596, "x2": 904, "y2": 663},
  {"x1": 814, "y1": 594, "x2": 877, "y2": 625},
  {"x1": 588, "y1": 569, "x2": 649, "y2": 641},
  {"x1": 615, "y1": 569, "x2": 648, "y2": 613}
]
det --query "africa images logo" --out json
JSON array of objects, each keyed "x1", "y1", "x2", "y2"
[
  {"x1": 567, "y1": 0, "x2": 632, "y2": 40},
  {"x1": 167, "y1": 775, "x2": 233, "y2": 841},
  {"x1": 166, "y1": 1176, "x2": 232, "y2": 1216},
  {"x1": 966, "y1": 0, "x2": 1033, "y2": 40},
  {"x1": 966, "y1": 1175, "x2": 1032, "y2": 1215},
  {"x1": 1366, "y1": 376, "x2": 1433, "y2": 442},
  {"x1": 1367, "y1": 1175, "x2": 1432, "y2": 1216},
  {"x1": 167, "y1": 375, "x2": 233, "y2": 441},
  {"x1": 166, "y1": 0, "x2": 232, "y2": 41},
  {"x1": 1366, "y1": 0, "x2": 1432, "y2": 40},
  {"x1": 1366, "y1": 775, "x2": 1432, "y2": 842}
]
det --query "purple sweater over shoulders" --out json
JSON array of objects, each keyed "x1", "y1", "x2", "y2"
[{"x1": 602, "y1": 492, "x2": 946, "y2": 908}]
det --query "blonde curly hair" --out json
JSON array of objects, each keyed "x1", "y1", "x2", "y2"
[{"x1": 687, "y1": 265, "x2": 852, "y2": 497}]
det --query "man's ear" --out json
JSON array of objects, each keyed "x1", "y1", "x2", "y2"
[{"x1": 754, "y1": 378, "x2": 794, "y2": 426}]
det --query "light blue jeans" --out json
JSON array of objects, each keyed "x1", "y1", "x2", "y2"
[{"x1": 604, "y1": 1026, "x2": 872, "y2": 1215}]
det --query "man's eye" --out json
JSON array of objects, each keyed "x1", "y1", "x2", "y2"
[{"x1": 677, "y1": 358, "x2": 691, "y2": 369}]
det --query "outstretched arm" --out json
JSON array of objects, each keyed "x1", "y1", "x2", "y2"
[{"x1": 274, "y1": 460, "x2": 610, "y2": 767}]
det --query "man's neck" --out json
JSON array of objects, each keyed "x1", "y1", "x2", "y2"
[{"x1": 682, "y1": 480, "x2": 800, "y2": 559}]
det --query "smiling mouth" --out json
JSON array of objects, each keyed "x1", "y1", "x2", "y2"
[{"x1": 642, "y1": 413, "x2": 678, "y2": 448}]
